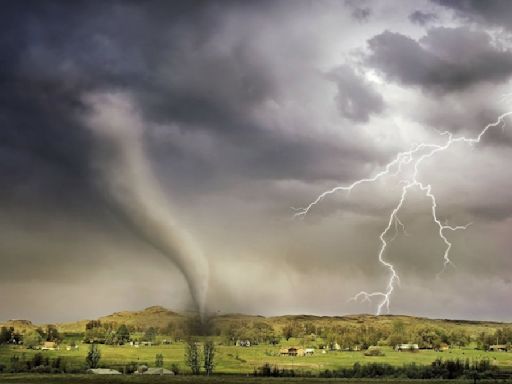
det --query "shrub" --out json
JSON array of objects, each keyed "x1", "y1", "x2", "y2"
[
  {"x1": 170, "y1": 363, "x2": 181, "y2": 375},
  {"x1": 364, "y1": 346, "x2": 385, "y2": 356}
]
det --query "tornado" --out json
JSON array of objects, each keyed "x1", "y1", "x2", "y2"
[{"x1": 81, "y1": 92, "x2": 209, "y2": 318}]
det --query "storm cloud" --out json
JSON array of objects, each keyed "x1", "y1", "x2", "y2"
[
  {"x1": 365, "y1": 27, "x2": 512, "y2": 93},
  {"x1": 1, "y1": 0, "x2": 512, "y2": 322},
  {"x1": 432, "y1": 0, "x2": 512, "y2": 30}
]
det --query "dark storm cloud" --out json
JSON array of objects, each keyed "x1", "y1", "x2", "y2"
[
  {"x1": 432, "y1": 0, "x2": 512, "y2": 30},
  {"x1": 409, "y1": 10, "x2": 438, "y2": 26},
  {"x1": 0, "y1": 0, "x2": 365, "y2": 207},
  {"x1": 0, "y1": 0, "x2": 387, "y2": 298},
  {"x1": 345, "y1": 0, "x2": 372, "y2": 22},
  {"x1": 327, "y1": 65, "x2": 385, "y2": 123},
  {"x1": 2, "y1": 0, "x2": 512, "y2": 321},
  {"x1": 365, "y1": 27, "x2": 512, "y2": 93}
]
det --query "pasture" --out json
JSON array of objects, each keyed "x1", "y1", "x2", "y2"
[
  {"x1": 1, "y1": 341, "x2": 511, "y2": 375},
  {"x1": 0, "y1": 373, "x2": 499, "y2": 384}
]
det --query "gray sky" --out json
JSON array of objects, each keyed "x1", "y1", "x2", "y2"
[{"x1": 1, "y1": 0, "x2": 512, "y2": 323}]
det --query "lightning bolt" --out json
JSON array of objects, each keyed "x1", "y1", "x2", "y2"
[{"x1": 294, "y1": 111, "x2": 512, "y2": 315}]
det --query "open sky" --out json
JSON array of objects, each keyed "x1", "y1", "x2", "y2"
[{"x1": 2, "y1": 0, "x2": 512, "y2": 323}]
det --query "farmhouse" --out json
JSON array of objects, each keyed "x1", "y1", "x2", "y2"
[
  {"x1": 395, "y1": 343, "x2": 419, "y2": 352},
  {"x1": 280, "y1": 347, "x2": 305, "y2": 356},
  {"x1": 489, "y1": 345, "x2": 509, "y2": 352}
]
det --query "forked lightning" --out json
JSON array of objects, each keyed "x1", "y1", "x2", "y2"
[{"x1": 294, "y1": 112, "x2": 512, "y2": 315}]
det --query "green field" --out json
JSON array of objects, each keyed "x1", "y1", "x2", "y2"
[
  {"x1": 1, "y1": 341, "x2": 511, "y2": 375},
  {"x1": 0, "y1": 374, "x2": 502, "y2": 384}
]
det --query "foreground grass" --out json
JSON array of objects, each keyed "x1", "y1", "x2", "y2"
[
  {"x1": 0, "y1": 374, "x2": 504, "y2": 384},
  {"x1": 1, "y1": 343, "x2": 511, "y2": 374}
]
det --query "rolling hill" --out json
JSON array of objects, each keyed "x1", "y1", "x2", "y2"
[{"x1": 1, "y1": 306, "x2": 509, "y2": 336}]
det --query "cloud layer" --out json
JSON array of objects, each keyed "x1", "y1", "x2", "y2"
[{"x1": 1, "y1": 0, "x2": 512, "y2": 322}]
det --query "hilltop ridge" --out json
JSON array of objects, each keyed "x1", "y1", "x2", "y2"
[{"x1": 1, "y1": 306, "x2": 509, "y2": 334}]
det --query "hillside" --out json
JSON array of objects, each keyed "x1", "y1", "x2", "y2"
[{"x1": 1, "y1": 307, "x2": 510, "y2": 336}]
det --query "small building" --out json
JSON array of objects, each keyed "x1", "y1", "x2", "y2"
[
  {"x1": 395, "y1": 343, "x2": 419, "y2": 352},
  {"x1": 280, "y1": 347, "x2": 305, "y2": 356},
  {"x1": 489, "y1": 345, "x2": 508, "y2": 352},
  {"x1": 304, "y1": 348, "x2": 314, "y2": 356},
  {"x1": 236, "y1": 339, "x2": 251, "y2": 347},
  {"x1": 41, "y1": 341, "x2": 57, "y2": 351},
  {"x1": 87, "y1": 368, "x2": 122, "y2": 375}
]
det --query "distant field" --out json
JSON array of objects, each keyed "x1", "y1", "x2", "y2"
[{"x1": 1, "y1": 342, "x2": 512, "y2": 374}]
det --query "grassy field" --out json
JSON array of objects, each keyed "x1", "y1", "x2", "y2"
[
  {"x1": 0, "y1": 373, "x2": 504, "y2": 384},
  {"x1": 1, "y1": 342, "x2": 511, "y2": 375}
]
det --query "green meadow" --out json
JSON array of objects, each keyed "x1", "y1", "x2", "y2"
[
  {"x1": 0, "y1": 374, "x2": 501, "y2": 384},
  {"x1": 1, "y1": 342, "x2": 511, "y2": 374}
]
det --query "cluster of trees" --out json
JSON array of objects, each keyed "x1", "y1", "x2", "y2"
[
  {"x1": 0, "y1": 327, "x2": 22, "y2": 344},
  {"x1": 185, "y1": 340, "x2": 215, "y2": 376},
  {"x1": 0, "y1": 325, "x2": 62, "y2": 348},
  {"x1": 81, "y1": 341, "x2": 216, "y2": 375},
  {"x1": 320, "y1": 359, "x2": 496, "y2": 380},
  {"x1": 254, "y1": 359, "x2": 496, "y2": 380},
  {"x1": 221, "y1": 321, "x2": 279, "y2": 345},
  {"x1": 6, "y1": 353, "x2": 68, "y2": 374},
  {"x1": 84, "y1": 321, "x2": 130, "y2": 345},
  {"x1": 477, "y1": 327, "x2": 512, "y2": 350},
  {"x1": 277, "y1": 320, "x2": 471, "y2": 350},
  {"x1": 83, "y1": 320, "x2": 191, "y2": 345}
]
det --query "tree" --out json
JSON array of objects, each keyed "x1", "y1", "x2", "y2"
[
  {"x1": 85, "y1": 320, "x2": 102, "y2": 330},
  {"x1": 143, "y1": 327, "x2": 157, "y2": 342},
  {"x1": 85, "y1": 343, "x2": 101, "y2": 369},
  {"x1": 203, "y1": 340, "x2": 215, "y2": 376},
  {"x1": 155, "y1": 353, "x2": 164, "y2": 368},
  {"x1": 46, "y1": 325, "x2": 61, "y2": 342},
  {"x1": 23, "y1": 330, "x2": 42, "y2": 349},
  {"x1": 185, "y1": 340, "x2": 201, "y2": 375},
  {"x1": 282, "y1": 321, "x2": 301, "y2": 340},
  {"x1": 84, "y1": 321, "x2": 107, "y2": 344},
  {"x1": 387, "y1": 320, "x2": 407, "y2": 346},
  {"x1": 115, "y1": 324, "x2": 131, "y2": 345},
  {"x1": 0, "y1": 327, "x2": 12, "y2": 344}
]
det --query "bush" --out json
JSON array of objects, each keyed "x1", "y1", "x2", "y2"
[
  {"x1": 364, "y1": 347, "x2": 385, "y2": 356},
  {"x1": 122, "y1": 362, "x2": 138, "y2": 374},
  {"x1": 170, "y1": 363, "x2": 181, "y2": 375},
  {"x1": 316, "y1": 359, "x2": 495, "y2": 379},
  {"x1": 253, "y1": 363, "x2": 295, "y2": 377},
  {"x1": 7, "y1": 353, "x2": 67, "y2": 374}
]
